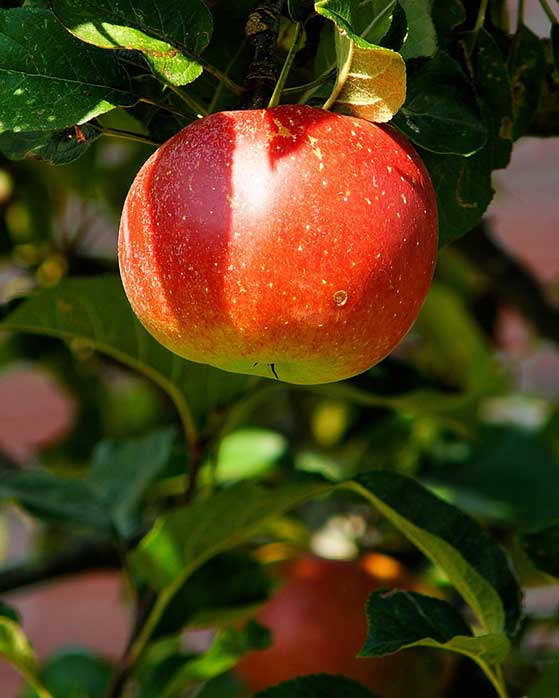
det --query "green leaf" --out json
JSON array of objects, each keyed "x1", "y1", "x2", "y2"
[
  {"x1": 255, "y1": 675, "x2": 378, "y2": 698},
  {"x1": 0, "y1": 8, "x2": 137, "y2": 134},
  {"x1": 0, "y1": 124, "x2": 99, "y2": 164},
  {"x1": 427, "y1": 426, "x2": 559, "y2": 528},
  {"x1": 315, "y1": 0, "x2": 357, "y2": 36},
  {"x1": 0, "y1": 275, "x2": 255, "y2": 432},
  {"x1": 414, "y1": 282, "x2": 503, "y2": 394},
  {"x1": 165, "y1": 623, "x2": 271, "y2": 696},
  {"x1": 23, "y1": 649, "x2": 112, "y2": 698},
  {"x1": 129, "y1": 481, "x2": 328, "y2": 590},
  {"x1": 0, "y1": 602, "x2": 20, "y2": 623},
  {"x1": 355, "y1": 1, "x2": 400, "y2": 46},
  {"x1": 361, "y1": 590, "x2": 510, "y2": 664},
  {"x1": 0, "y1": 469, "x2": 110, "y2": 532},
  {"x1": 552, "y1": 24, "x2": 559, "y2": 77},
  {"x1": 211, "y1": 428, "x2": 288, "y2": 483},
  {"x1": 88, "y1": 428, "x2": 176, "y2": 537},
  {"x1": 459, "y1": 28, "x2": 513, "y2": 170},
  {"x1": 419, "y1": 147, "x2": 493, "y2": 246},
  {"x1": 194, "y1": 672, "x2": 244, "y2": 698},
  {"x1": 152, "y1": 552, "x2": 271, "y2": 639},
  {"x1": 521, "y1": 522, "x2": 559, "y2": 580},
  {"x1": 128, "y1": 481, "x2": 328, "y2": 659},
  {"x1": 379, "y1": 2, "x2": 407, "y2": 52},
  {"x1": 431, "y1": 0, "x2": 466, "y2": 44},
  {"x1": 51, "y1": 0, "x2": 213, "y2": 87},
  {"x1": 509, "y1": 24, "x2": 546, "y2": 140},
  {"x1": 399, "y1": 0, "x2": 437, "y2": 59},
  {"x1": 423, "y1": 28, "x2": 513, "y2": 243},
  {"x1": 393, "y1": 51, "x2": 487, "y2": 155},
  {"x1": 0, "y1": 617, "x2": 52, "y2": 698},
  {"x1": 317, "y1": 0, "x2": 407, "y2": 122},
  {"x1": 346, "y1": 471, "x2": 522, "y2": 636},
  {"x1": 529, "y1": 658, "x2": 559, "y2": 698}
]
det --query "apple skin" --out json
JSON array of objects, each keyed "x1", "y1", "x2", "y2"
[
  {"x1": 119, "y1": 105, "x2": 438, "y2": 384},
  {"x1": 235, "y1": 555, "x2": 453, "y2": 698}
]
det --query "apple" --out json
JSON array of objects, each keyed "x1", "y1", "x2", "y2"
[
  {"x1": 119, "y1": 105, "x2": 438, "y2": 384},
  {"x1": 234, "y1": 554, "x2": 453, "y2": 698}
]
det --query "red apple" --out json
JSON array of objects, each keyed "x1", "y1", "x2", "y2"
[
  {"x1": 235, "y1": 554, "x2": 453, "y2": 698},
  {"x1": 119, "y1": 105, "x2": 438, "y2": 384}
]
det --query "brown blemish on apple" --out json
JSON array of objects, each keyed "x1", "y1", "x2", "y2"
[
  {"x1": 271, "y1": 118, "x2": 296, "y2": 141},
  {"x1": 333, "y1": 290, "x2": 348, "y2": 306}
]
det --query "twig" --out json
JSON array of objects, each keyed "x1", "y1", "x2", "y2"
[
  {"x1": 456, "y1": 220, "x2": 559, "y2": 345},
  {"x1": 97, "y1": 127, "x2": 161, "y2": 147},
  {"x1": 0, "y1": 540, "x2": 120, "y2": 594},
  {"x1": 104, "y1": 589, "x2": 157, "y2": 698},
  {"x1": 168, "y1": 85, "x2": 208, "y2": 116},
  {"x1": 242, "y1": 0, "x2": 286, "y2": 109}
]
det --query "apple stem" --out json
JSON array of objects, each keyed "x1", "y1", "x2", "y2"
[
  {"x1": 473, "y1": 0, "x2": 489, "y2": 32},
  {"x1": 268, "y1": 21, "x2": 304, "y2": 108}
]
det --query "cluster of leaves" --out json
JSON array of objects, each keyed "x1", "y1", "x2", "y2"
[{"x1": 0, "y1": 1, "x2": 558, "y2": 698}]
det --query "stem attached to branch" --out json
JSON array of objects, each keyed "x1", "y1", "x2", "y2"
[
  {"x1": 268, "y1": 22, "x2": 304, "y2": 108},
  {"x1": 473, "y1": 0, "x2": 490, "y2": 32}
]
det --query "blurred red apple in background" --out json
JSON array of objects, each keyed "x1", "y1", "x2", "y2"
[{"x1": 235, "y1": 554, "x2": 453, "y2": 697}]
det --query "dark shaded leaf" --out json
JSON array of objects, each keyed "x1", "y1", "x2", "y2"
[
  {"x1": 255, "y1": 674, "x2": 378, "y2": 698},
  {"x1": 459, "y1": 28, "x2": 513, "y2": 170},
  {"x1": 509, "y1": 24, "x2": 546, "y2": 139},
  {"x1": 0, "y1": 8, "x2": 136, "y2": 133},
  {"x1": 362, "y1": 590, "x2": 472, "y2": 655},
  {"x1": 426, "y1": 427, "x2": 559, "y2": 528},
  {"x1": 24, "y1": 649, "x2": 112, "y2": 698},
  {"x1": 153, "y1": 552, "x2": 271, "y2": 639},
  {"x1": 361, "y1": 590, "x2": 509, "y2": 665},
  {"x1": 419, "y1": 148, "x2": 493, "y2": 247},
  {"x1": 348, "y1": 471, "x2": 522, "y2": 636},
  {"x1": 0, "y1": 124, "x2": 99, "y2": 164},
  {"x1": 0, "y1": 469, "x2": 110, "y2": 532},
  {"x1": 88, "y1": 427, "x2": 175, "y2": 537},
  {"x1": 398, "y1": 0, "x2": 437, "y2": 59},
  {"x1": 431, "y1": 0, "x2": 466, "y2": 44},
  {"x1": 379, "y1": 2, "x2": 407, "y2": 52},
  {"x1": 0, "y1": 602, "x2": 19, "y2": 623},
  {"x1": 393, "y1": 51, "x2": 487, "y2": 155},
  {"x1": 521, "y1": 523, "x2": 559, "y2": 580}
]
